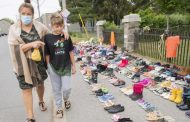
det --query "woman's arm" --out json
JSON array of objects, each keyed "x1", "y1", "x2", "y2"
[{"x1": 21, "y1": 41, "x2": 45, "y2": 52}]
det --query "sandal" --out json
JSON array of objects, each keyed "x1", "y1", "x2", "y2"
[
  {"x1": 56, "y1": 109, "x2": 64, "y2": 118},
  {"x1": 25, "y1": 118, "x2": 35, "y2": 122},
  {"x1": 104, "y1": 100, "x2": 114, "y2": 107},
  {"x1": 39, "y1": 102, "x2": 47, "y2": 111},
  {"x1": 65, "y1": 100, "x2": 71, "y2": 109}
]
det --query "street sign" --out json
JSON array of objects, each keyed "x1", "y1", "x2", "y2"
[{"x1": 61, "y1": 9, "x2": 70, "y2": 18}]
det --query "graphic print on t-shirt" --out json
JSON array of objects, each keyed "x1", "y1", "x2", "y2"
[{"x1": 54, "y1": 39, "x2": 65, "y2": 55}]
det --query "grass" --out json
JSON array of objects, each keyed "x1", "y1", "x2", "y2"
[{"x1": 70, "y1": 32, "x2": 97, "y2": 43}]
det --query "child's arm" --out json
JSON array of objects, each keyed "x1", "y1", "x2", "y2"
[
  {"x1": 46, "y1": 55, "x2": 50, "y2": 64},
  {"x1": 69, "y1": 51, "x2": 76, "y2": 74}
]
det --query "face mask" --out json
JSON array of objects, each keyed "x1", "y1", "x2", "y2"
[{"x1": 21, "y1": 15, "x2": 32, "y2": 25}]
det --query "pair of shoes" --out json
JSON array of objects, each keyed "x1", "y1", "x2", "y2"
[
  {"x1": 105, "y1": 104, "x2": 125, "y2": 114},
  {"x1": 56, "y1": 109, "x2": 64, "y2": 118},
  {"x1": 146, "y1": 111, "x2": 162, "y2": 121},
  {"x1": 111, "y1": 114, "x2": 133, "y2": 122},
  {"x1": 95, "y1": 89, "x2": 108, "y2": 96},
  {"x1": 25, "y1": 118, "x2": 35, "y2": 122},
  {"x1": 98, "y1": 94, "x2": 114, "y2": 102},
  {"x1": 169, "y1": 88, "x2": 183, "y2": 104},
  {"x1": 112, "y1": 79, "x2": 126, "y2": 87}
]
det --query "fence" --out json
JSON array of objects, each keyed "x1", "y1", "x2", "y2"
[{"x1": 134, "y1": 25, "x2": 190, "y2": 67}]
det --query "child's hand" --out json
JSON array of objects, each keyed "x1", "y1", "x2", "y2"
[{"x1": 71, "y1": 66, "x2": 76, "y2": 74}]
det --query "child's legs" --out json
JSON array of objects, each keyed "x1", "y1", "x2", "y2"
[
  {"x1": 61, "y1": 76, "x2": 71, "y2": 101},
  {"x1": 48, "y1": 65, "x2": 63, "y2": 109}
]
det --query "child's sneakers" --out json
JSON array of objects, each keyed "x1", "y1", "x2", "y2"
[{"x1": 56, "y1": 109, "x2": 64, "y2": 118}]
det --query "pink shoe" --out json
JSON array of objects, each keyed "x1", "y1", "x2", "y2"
[
  {"x1": 119, "y1": 59, "x2": 128, "y2": 67},
  {"x1": 112, "y1": 114, "x2": 121, "y2": 122},
  {"x1": 138, "y1": 78, "x2": 152, "y2": 87}
]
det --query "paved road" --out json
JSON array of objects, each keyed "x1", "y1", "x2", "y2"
[
  {"x1": 1, "y1": 36, "x2": 189, "y2": 122},
  {"x1": 0, "y1": 36, "x2": 53, "y2": 122}
]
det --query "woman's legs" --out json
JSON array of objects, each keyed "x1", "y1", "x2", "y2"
[
  {"x1": 22, "y1": 88, "x2": 34, "y2": 119},
  {"x1": 36, "y1": 83, "x2": 45, "y2": 102}
]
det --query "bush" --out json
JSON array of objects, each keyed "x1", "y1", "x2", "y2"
[
  {"x1": 103, "y1": 21, "x2": 123, "y2": 32},
  {"x1": 138, "y1": 8, "x2": 190, "y2": 28}
]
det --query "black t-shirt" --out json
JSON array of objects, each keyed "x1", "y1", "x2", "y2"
[{"x1": 44, "y1": 34, "x2": 74, "y2": 76}]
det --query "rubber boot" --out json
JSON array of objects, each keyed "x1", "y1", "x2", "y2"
[
  {"x1": 174, "y1": 89, "x2": 183, "y2": 104},
  {"x1": 129, "y1": 83, "x2": 144, "y2": 101},
  {"x1": 91, "y1": 70, "x2": 98, "y2": 84},
  {"x1": 169, "y1": 89, "x2": 177, "y2": 102}
]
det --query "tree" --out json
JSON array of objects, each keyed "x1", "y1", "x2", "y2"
[
  {"x1": 59, "y1": 0, "x2": 95, "y2": 23},
  {"x1": 153, "y1": 0, "x2": 190, "y2": 14}
]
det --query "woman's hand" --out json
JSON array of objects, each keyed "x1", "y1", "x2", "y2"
[
  {"x1": 21, "y1": 41, "x2": 44, "y2": 52},
  {"x1": 31, "y1": 41, "x2": 45, "y2": 48},
  {"x1": 61, "y1": 31, "x2": 69, "y2": 40}
]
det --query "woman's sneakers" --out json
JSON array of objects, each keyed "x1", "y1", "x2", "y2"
[
  {"x1": 56, "y1": 109, "x2": 64, "y2": 118},
  {"x1": 25, "y1": 118, "x2": 35, "y2": 122}
]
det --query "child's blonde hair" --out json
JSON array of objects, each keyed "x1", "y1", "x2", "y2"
[{"x1": 50, "y1": 12, "x2": 64, "y2": 25}]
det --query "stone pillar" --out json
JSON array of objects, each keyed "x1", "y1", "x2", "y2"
[
  {"x1": 122, "y1": 14, "x2": 141, "y2": 52},
  {"x1": 96, "y1": 20, "x2": 106, "y2": 44}
]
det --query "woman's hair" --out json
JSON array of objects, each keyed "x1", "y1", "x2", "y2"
[
  {"x1": 19, "y1": 3, "x2": 34, "y2": 15},
  {"x1": 50, "y1": 12, "x2": 64, "y2": 26}
]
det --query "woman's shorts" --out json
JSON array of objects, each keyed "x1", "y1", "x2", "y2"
[{"x1": 17, "y1": 75, "x2": 44, "y2": 90}]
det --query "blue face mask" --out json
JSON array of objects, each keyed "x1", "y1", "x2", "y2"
[{"x1": 21, "y1": 15, "x2": 32, "y2": 25}]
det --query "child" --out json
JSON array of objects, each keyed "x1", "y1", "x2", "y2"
[{"x1": 44, "y1": 12, "x2": 76, "y2": 118}]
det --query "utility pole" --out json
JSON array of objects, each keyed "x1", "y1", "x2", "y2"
[
  {"x1": 62, "y1": 0, "x2": 66, "y2": 10},
  {"x1": 61, "y1": 0, "x2": 69, "y2": 32},
  {"x1": 36, "y1": 0, "x2": 42, "y2": 22}
]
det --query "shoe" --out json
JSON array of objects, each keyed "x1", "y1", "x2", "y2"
[
  {"x1": 64, "y1": 100, "x2": 71, "y2": 109},
  {"x1": 185, "y1": 111, "x2": 190, "y2": 119},
  {"x1": 104, "y1": 104, "x2": 121, "y2": 111},
  {"x1": 179, "y1": 104, "x2": 190, "y2": 111},
  {"x1": 98, "y1": 94, "x2": 114, "y2": 102},
  {"x1": 25, "y1": 119, "x2": 35, "y2": 122},
  {"x1": 113, "y1": 80, "x2": 125, "y2": 86},
  {"x1": 56, "y1": 109, "x2": 64, "y2": 118},
  {"x1": 119, "y1": 59, "x2": 128, "y2": 67},
  {"x1": 118, "y1": 118, "x2": 133, "y2": 122},
  {"x1": 174, "y1": 89, "x2": 183, "y2": 104},
  {"x1": 107, "y1": 105, "x2": 125, "y2": 114},
  {"x1": 39, "y1": 102, "x2": 47, "y2": 111}
]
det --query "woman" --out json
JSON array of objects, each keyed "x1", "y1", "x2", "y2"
[{"x1": 8, "y1": 2, "x2": 67, "y2": 122}]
